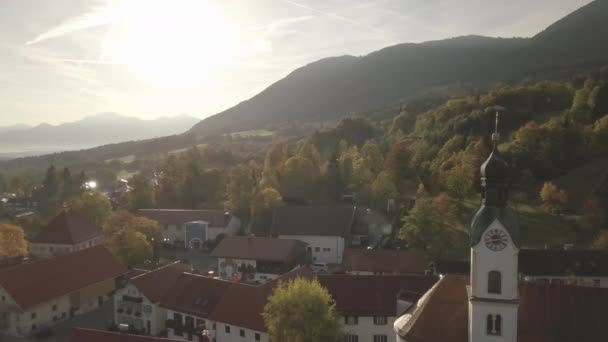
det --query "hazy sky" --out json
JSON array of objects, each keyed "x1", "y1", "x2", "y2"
[{"x1": 0, "y1": 0, "x2": 593, "y2": 126}]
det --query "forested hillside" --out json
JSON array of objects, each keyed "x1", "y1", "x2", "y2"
[
  {"x1": 191, "y1": 0, "x2": 608, "y2": 135},
  {"x1": 6, "y1": 71, "x2": 608, "y2": 259}
]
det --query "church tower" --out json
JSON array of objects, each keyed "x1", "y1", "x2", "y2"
[{"x1": 469, "y1": 114, "x2": 519, "y2": 342}]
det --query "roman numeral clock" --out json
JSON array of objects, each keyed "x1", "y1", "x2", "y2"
[{"x1": 483, "y1": 229, "x2": 508, "y2": 251}]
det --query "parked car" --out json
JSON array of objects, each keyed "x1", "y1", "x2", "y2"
[
  {"x1": 311, "y1": 262, "x2": 329, "y2": 273},
  {"x1": 35, "y1": 326, "x2": 53, "y2": 339}
]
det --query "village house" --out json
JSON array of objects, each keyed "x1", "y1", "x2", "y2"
[
  {"x1": 342, "y1": 248, "x2": 430, "y2": 275},
  {"x1": 29, "y1": 210, "x2": 103, "y2": 258},
  {"x1": 113, "y1": 261, "x2": 192, "y2": 336},
  {"x1": 70, "y1": 328, "x2": 182, "y2": 342},
  {"x1": 251, "y1": 206, "x2": 371, "y2": 264},
  {"x1": 210, "y1": 236, "x2": 307, "y2": 283},
  {"x1": 318, "y1": 274, "x2": 438, "y2": 342},
  {"x1": 0, "y1": 246, "x2": 127, "y2": 337},
  {"x1": 137, "y1": 209, "x2": 241, "y2": 249}
]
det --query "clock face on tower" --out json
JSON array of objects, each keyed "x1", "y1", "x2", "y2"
[{"x1": 484, "y1": 229, "x2": 508, "y2": 251}]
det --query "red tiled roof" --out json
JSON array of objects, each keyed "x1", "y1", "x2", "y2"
[
  {"x1": 161, "y1": 267, "x2": 315, "y2": 332},
  {"x1": 0, "y1": 245, "x2": 127, "y2": 310},
  {"x1": 31, "y1": 210, "x2": 102, "y2": 244},
  {"x1": 131, "y1": 262, "x2": 192, "y2": 303},
  {"x1": 343, "y1": 248, "x2": 430, "y2": 274},
  {"x1": 210, "y1": 236, "x2": 307, "y2": 263},
  {"x1": 160, "y1": 273, "x2": 233, "y2": 318},
  {"x1": 136, "y1": 209, "x2": 230, "y2": 227},
  {"x1": 395, "y1": 275, "x2": 608, "y2": 342},
  {"x1": 318, "y1": 274, "x2": 439, "y2": 317},
  {"x1": 251, "y1": 206, "x2": 356, "y2": 237},
  {"x1": 70, "y1": 328, "x2": 181, "y2": 342}
]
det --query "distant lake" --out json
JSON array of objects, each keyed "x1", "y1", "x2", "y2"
[{"x1": 0, "y1": 144, "x2": 97, "y2": 159}]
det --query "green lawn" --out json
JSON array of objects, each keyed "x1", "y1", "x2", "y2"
[
  {"x1": 227, "y1": 129, "x2": 274, "y2": 138},
  {"x1": 462, "y1": 199, "x2": 583, "y2": 249},
  {"x1": 554, "y1": 157, "x2": 608, "y2": 211}
]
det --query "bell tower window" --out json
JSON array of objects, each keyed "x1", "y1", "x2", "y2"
[
  {"x1": 488, "y1": 271, "x2": 502, "y2": 294},
  {"x1": 486, "y1": 314, "x2": 502, "y2": 336}
]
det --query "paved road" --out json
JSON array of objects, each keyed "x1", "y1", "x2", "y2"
[
  {"x1": 157, "y1": 248, "x2": 218, "y2": 274},
  {"x1": 1, "y1": 301, "x2": 113, "y2": 342}
]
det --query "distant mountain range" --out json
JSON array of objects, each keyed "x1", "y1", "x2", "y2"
[
  {"x1": 191, "y1": 0, "x2": 608, "y2": 134},
  {"x1": 0, "y1": 113, "x2": 199, "y2": 157},
  {"x1": 1, "y1": 0, "x2": 608, "y2": 169}
]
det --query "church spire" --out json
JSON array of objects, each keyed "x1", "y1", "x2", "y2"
[{"x1": 480, "y1": 112, "x2": 510, "y2": 207}]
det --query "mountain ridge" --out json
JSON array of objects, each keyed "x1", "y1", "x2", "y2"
[
  {"x1": 190, "y1": 0, "x2": 608, "y2": 134},
  {"x1": 0, "y1": 113, "x2": 199, "y2": 157}
]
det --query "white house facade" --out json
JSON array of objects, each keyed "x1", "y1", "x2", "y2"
[
  {"x1": 279, "y1": 234, "x2": 344, "y2": 264},
  {"x1": 29, "y1": 210, "x2": 104, "y2": 258}
]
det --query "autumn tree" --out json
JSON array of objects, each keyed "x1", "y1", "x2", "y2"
[
  {"x1": 322, "y1": 153, "x2": 345, "y2": 203},
  {"x1": 280, "y1": 156, "x2": 318, "y2": 199},
  {"x1": 540, "y1": 182, "x2": 568, "y2": 214},
  {"x1": 263, "y1": 278, "x2": 342, "y2": 342},
  {"x1": 225, "y1": 165, "x2": 256, "y2": 219},
  {"x1": 593, "y1": 230, "x2": 608, "y2": 249},
  {"x1": 68, "y1": 191, "x2": 112, "y2": 226},
  {"x1": 0, "y1": 224, "x2": 28, "y2": 257},
  {"x1": 103, "y1": 211, "x2": 160, "y2": 266},
  {"x1": 129, "y1": 174, "x2": 156, "y2": 210},
  {"x1": 371, "y1": 171, "x2": 398, "y2": 211},
  {"x1": 399, "y1": 193, "x2": 463, "y2": 259},
  {"x1": 385, "y1": 141, "x2": 413, "y2": 181},
  {"x1": 251, "y1": 188, "x2": 283, "y2": 219}
]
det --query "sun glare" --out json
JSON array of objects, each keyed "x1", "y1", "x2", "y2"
[{"x1": 104, "y1": 0, "x2": 241, "y2": 88}]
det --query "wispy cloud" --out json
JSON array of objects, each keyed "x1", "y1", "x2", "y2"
[
  {"x1": 280, "y1": 0, "x2": 387, "y2": 35},
  {"x1": 25, "y1": 1, "x2": 113, "y2": 45}
]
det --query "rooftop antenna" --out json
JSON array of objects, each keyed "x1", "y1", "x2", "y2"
[{"x1": 492, "y1": 112, "x2": 500, "y2": 150}]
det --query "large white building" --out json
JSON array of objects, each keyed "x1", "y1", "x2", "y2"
[
  {"x1": 113, "y1": 262, "x2": 192, "y2": 335},
  {"x1": 161, "y1": 268, "x2": 313, "y2": 342},
  {"x1": 0, "y1": 246, "x2": 126, "y2": 337},
  {"x1": 137, "y1": 209, "x2": 241, "y2": 249},
  {"x1": 29, "y1": 210, "x2": 103, "y2": 258},
  {"x1": 210, "y1": 236, "x2": 307, "y2": 283},
  {"x1": 319, "y1": 274, "x2": 438, "y2": 342},
  {"x1": 251, "y1": 206, "x2": 370, "y2": 264}
]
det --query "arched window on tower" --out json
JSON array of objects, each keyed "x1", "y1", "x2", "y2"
[
  {"x1": 486, "y1": 314, "x2": 502, "y2": 336},
  {"x1": 488, "y1": 270, "x2": 502, "y2": 294}
]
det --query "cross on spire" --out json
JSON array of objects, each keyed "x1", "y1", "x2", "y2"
[{"x1": 491, "y1": 111, "x2": 500, "y2": 149}]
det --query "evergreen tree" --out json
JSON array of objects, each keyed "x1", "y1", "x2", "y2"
[{"x1": 61, "y1": 167, "x2": 73, "y2": 201}]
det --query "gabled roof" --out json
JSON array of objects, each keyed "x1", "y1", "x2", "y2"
[
  {"x1": 31, "y1": 210, "x2": 102, "y2": 244},
  {"x1": 70, "y1": 328, "x2": 181, "y2": 342},
  {"x1": 318, "y1": 274, "x2": 438, "y2": 317},
  {"x1": 343, "y1": 248, "x2": 430, "y2": 274},
  {"x1": 160, "y1": 267, "x2": 315, "y2": 332},
  {"x1": 131, "y1": 262, "x2": 192, "y2": 303},
  {"x1": 210, "y1": 236, "x2": 307, "y2": 263},
  {"x1": 160, "y1": 273, "x2": 232, "y2": 318},
  {"x1": 251, "y1": 206, "x2": 356, "y2": 237},
  {"x1": 395, "y1": 275, "x2": 608, "y2": 342},
  {"x1": 136, "y1": 209, "x2": 231, "y2": 227},
  {"x1": 0, "y1": 246, "x2": 126, "y2": 310},
  {"x1": 519, "y1": 249, "x2": 608, "y2": 277}
]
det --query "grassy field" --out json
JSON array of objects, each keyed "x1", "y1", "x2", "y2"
[
  {"x1": 462, "y1": 199, "x2": 583, "y2": 249},
  {"x1": 227, "y1": 129, "x2": 274, "y2": 138},
  {"x1": 554, "y1": 157, "x2": 608, "y2": 211}
]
